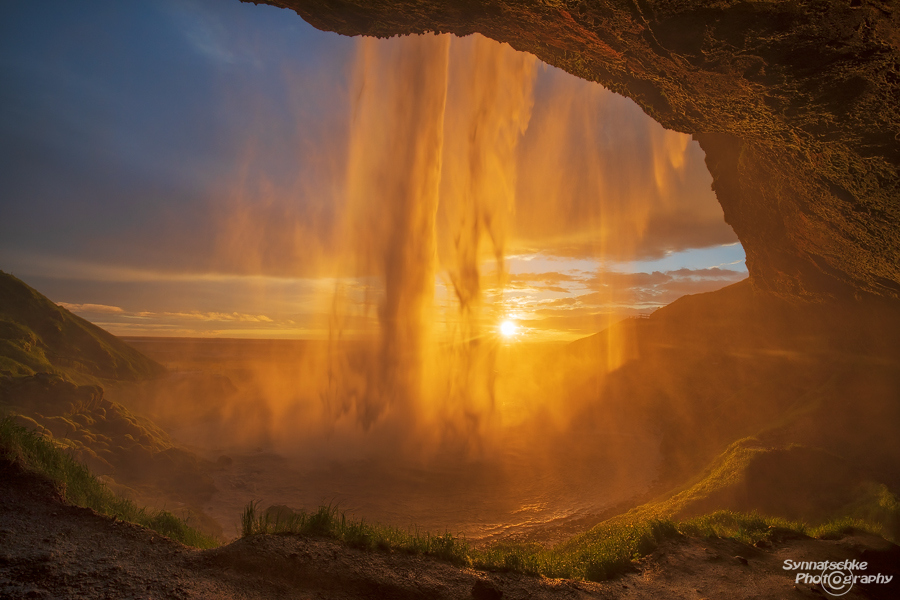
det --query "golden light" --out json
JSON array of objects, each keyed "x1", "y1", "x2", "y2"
[{"x1": 500, "y1": 320, "x2": 518, "y2": 338}]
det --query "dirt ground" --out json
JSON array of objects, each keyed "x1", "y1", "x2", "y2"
[{"x1": 2, "y1": 460, "x2": 898, "y2": 600}]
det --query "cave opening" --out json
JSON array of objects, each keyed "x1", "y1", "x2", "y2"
[{"x1": 0, "y1": 0, "x2": 758, "y2": 541}]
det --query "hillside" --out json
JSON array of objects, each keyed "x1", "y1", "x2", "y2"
[
  {"x1": 0, "y1": 273, "x2": 219, "y2": 537},
  {"x1": 0, "y1": 271, "x2": 164, "y2": 383},
  {"x1": 557, "y1": 280, "x2": 900, "y2": 541}
]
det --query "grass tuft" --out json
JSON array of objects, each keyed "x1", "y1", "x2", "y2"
[
  {"x1": 0, "y1": 416, "x2": 217, "y2": 549},
  {"x1": 240, "y1": 501, "x2": 471, "y2": 565},
  {"x1": 679, "y1": 510, "x2": 807, "y2": 544},
  {"x1": 809, "y1": 517, "x2": 882, "y2": 540}
]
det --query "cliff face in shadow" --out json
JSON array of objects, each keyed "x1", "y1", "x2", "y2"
[
  {"x1": 559, "y1": 280, "x2": 900, "y2": 526},
  {"x1": 258, "y1": 0, "x2": 900, "y2": 301}
]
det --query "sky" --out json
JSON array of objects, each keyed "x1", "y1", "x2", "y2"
[{"x1": 0, "y1": 0, "x2": 747, "y2": 341}]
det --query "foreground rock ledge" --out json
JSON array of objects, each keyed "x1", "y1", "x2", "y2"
[{"x1": 254, "y1": 0, "x2": 900, "y2": 301}]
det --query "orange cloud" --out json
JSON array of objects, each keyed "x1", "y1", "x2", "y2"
[
  {"x1": 57, "y1": 302, "x2": 125, "y2": 314},
  {"x1": 507, "y1": 271, "x2": 583, "y2": 293},
  {"x1": 144, "y1": 311, "x2": 275, "y2": 323}
]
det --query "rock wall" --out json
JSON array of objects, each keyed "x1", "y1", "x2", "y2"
[{"x1": 255, "y1": 0, "x2": 900, "y2": 301}]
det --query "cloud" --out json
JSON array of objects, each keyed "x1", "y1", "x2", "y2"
[
  {"x1": 166, "y1": 0, "x2": 240, "y2": 66},
  {"x1": 511, "y1": 66, "x2": 739, "y2": 263},
  {"x1": 57, "y1": 302, "x2": 124, "y2": 314},
  {"x1": 60, "y1": 302, "x2": 275, "y2": 324},
  {"x1": 520, "y1": 311, "x2": 644, "y2": 334},
  {"x1": 141, "y1": 311, "x2": 274, "y2": 323},
  {"x1": 539, "y1": 297, "x2": 580, "y2": 308},
  {"x1": 666, "y1": 267, "x2": 744, "y2": 279},
  {"x1": 509, "y1": 220, "x2": 739, "y2": 262},
  {"x1": 586, "y1": 267, "x2": 743, "y2": 288},
  {"x1": 507, "y1": 271, "x2": 584, "y2": 293},
  {"x1": 509, "y1": 271, "x2": 580, "y2": 285},
  {"x1": 512, "y1": 267, "x2": 746, "y2": 325},
  {"x1": 565, "y1": 267, "x2": 747, "y2": 308},
  {"x1": 587, "y1": 271, "x2": 673, "y2": 289}
]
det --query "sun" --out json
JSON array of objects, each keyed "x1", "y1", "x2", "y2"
[{"x1": 500, "y1": 320, "x2": 518, "y2": 338}]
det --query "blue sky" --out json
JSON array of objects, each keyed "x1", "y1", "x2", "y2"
[{"x1": 0, "y1": 0, "x2": 746, "y2": 340}]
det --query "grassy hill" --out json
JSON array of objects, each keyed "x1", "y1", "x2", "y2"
[
  {"x1": 0, "y1": 273, "x2": 220, "y2": 538},
  {"x1": 0, "y1": 271, "x2": 164, "y2": 383}
]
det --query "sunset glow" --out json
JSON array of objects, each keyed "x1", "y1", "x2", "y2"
[
  {"x1": 0, "y1": 2, "x2": 746, "y2": 342},
  {"x1": 0, "y1": 2, "x2": 750, "y2": 466}
]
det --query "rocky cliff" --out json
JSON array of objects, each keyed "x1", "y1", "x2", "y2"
[{"x1": 256, "y1": 0, "x2": 900, "y2": 301}]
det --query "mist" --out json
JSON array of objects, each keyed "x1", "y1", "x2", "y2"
[{"x1": 98, "y1": 32, "x2": 712, "y2": 539}]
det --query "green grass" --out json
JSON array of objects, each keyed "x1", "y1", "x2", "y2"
[
  {"x1": 0, "y1": 416, "x2": 218, "y2": 549},
  {"x1": 679, "y1": 510, "x2": 884, "y2": 544},
  {"x1": 241, "y1": 501, "x2": 892, "y2": 582},
  {"x1": 241, "y1": 501, "x2": 470, "y2": 564},
  {"x1": 679, "y1": 510, "x2": 805, "y2": 543},
  {"x1": 240, "y1": 500, "x2": 680, "y2": 581},
  {"x1": 474, "y1": 517, "x2": 679, "y2": 580}
]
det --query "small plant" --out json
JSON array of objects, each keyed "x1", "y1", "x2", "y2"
[
  {"x1": 240, "y1": 500, "x2": 471, "y2": 565},
  {"x1": 240, "y1": 500, "x2": 262, "y2": 537}
]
